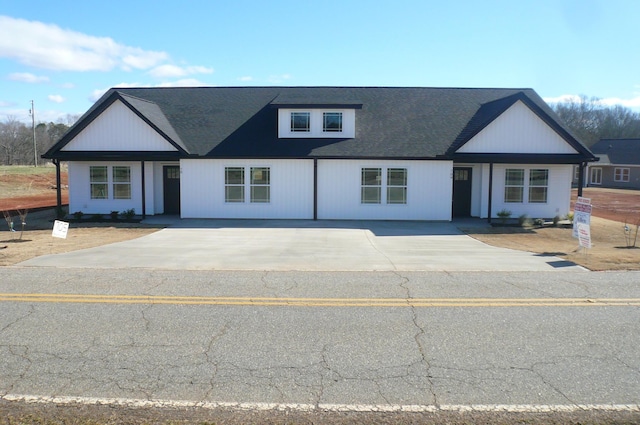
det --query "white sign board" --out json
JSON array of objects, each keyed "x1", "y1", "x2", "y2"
[
  {"x1": 52, "y1": 220, "x2": 69, "y2": 239},
  {"x1": 577, "y1": 222, "x2": 592, "y2": 249},
  {"x1": 573, "y1": 197, "x2": 592, "y2": 239}
]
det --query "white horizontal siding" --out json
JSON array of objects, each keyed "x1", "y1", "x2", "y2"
[
  {"x1": 180, "y1": 159, "x2": 314, "y2": 219},
  {"x1": 62, "y1": 100, "x2": 178, "y2": 152},
  {"x1": 317, "y1": 160, "x2": 453, "y2": 220},
  {"x1": 457, "y1": 101, "x2": 578, "y2": 154}
]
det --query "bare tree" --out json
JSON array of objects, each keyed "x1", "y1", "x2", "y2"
[{"x1": 551, "y1": 96, "x2": 640, "y2": 146}]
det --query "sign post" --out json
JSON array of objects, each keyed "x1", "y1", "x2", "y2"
[{"x1": 573, "y1": 197, "x2": 592, "y2": 252}]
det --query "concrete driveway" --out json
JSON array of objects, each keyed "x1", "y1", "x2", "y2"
[{"x1": 18, "y1": 218, "x2": 585, "y2": 272}]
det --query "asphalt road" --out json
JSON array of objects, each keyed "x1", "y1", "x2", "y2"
[{"x1": 1, "y1": 267, "x2": 639, "y2": 415}]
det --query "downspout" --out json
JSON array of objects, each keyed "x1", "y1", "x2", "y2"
[
  {"x1": 141, "y1": 160, "x2": 146, "y2": 218},
  {"x1": 487, "y1": 162, "x2": 493, "y2": 224},
  {"x1": 577, "y1": 162, "x2": 585, "y2": 197},
  {"x1": 313, "y1": 158, "x2": 318, "y2": 221}
]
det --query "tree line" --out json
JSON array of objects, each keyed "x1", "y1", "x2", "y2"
[
  {"x1": 0, "y1": 115, "x2": 78, "y2": 166},
  {"x1": 551, "y1": 96, "x2": 640, "y2": 146},
  {"x1": 1, "y1": 97, "x2": 639, "y2": 165}
]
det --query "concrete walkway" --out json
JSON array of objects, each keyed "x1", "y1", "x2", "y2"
[{"x1": 18, "y1": 218, "x2": 585, "y2": 272}]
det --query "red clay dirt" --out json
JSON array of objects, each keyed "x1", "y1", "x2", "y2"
[
  {"x1": 0, "y1": 170, "x2": 68, "y2": 212},
  {"x1": 571, "y1": 188, "x2": 640, "y2": 224}
]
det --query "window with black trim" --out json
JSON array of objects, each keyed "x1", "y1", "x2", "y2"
[
  {"x1": 323, "y1": 112, "x2": 342, "y2": 132},
  {"x1": 290, "y1": 112, "x2": 310, "y2": 132}
]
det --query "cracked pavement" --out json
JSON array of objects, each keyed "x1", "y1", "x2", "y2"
[{"x1": 1, "y1": 268, "x2": 639, "y2": 408}]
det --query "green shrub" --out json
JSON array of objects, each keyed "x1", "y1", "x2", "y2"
[
  {"x1": 72, "y1": 211, "x2": 84, "y2": 220},
  {"x1": 497, "y1": 209, "x2": 512, "y2": 223}
]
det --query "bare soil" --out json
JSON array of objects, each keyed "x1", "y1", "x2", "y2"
[{"x1": 0, "y1": 165, "x2": 68, "y2": 210}]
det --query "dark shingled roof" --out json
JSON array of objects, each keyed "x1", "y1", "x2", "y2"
[
  {"x1": 590, "y1": 139, "x2": 640, "y2": 166},
  {"x1": 44, "y1": 86, "x2": 595, "y2": 162}
]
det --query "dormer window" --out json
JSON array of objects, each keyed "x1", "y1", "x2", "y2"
[
  {"x1": 277, "y1": 109, "x2": 355, "y2": 138},
  {"x1": 323, "y1": 112, "x2": 342, "y2": 132},
  {"x1": 291, "y1": 112, "x2": 310, "y2": 132}
]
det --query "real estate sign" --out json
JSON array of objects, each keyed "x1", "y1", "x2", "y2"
[
  {"x1": 52, "y1": 220, "x2": 69, "y2": 239},
  {"x1": 573, "y1": 197, "x2": 592, "y2": 240}
]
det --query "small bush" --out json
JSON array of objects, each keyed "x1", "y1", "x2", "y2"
[
  {"x1": 497, "y1": 209, "x2": 512, "y2": 223},
  {"x1": 122, "y1": 208, "x2": 135, "y2": 220},
  {"x1": 533, "y1": 218, "x2": 544, "y2": 227},
  {"x1": 518, "y1": 214, "x2": 529, "y2": 227},
  {"x1": 110, "y1": 210, "x2": 119, "y2": 220},
  {"x1": 553, "y1": 215, "x2": 561, "y2": 226},
  {"x1": 565, "y1": 212, "x2": 574, "y2": 223},
  {"x1": 72, "y1": 211, "x2": 84, "y2": 220}
]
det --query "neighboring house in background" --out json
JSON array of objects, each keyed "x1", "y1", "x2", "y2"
[
  {"x1": 43, "y1": 87, "x2": 596, "y2": 221},
  {"x1": 574, "y1": 139, "x2": 640, "y2": 190}
]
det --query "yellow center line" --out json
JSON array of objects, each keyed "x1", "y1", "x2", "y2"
[{"x1": 1, "y1": 293, "x2": 640, "y2": 307}]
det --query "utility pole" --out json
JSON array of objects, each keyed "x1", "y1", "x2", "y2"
[{"x1": 30, "y1": 100, "x2": 37, "y2": 167}]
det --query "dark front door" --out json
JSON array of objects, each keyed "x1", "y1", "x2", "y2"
[
  {"x1": 163, "y1": 166, "x2": 180, "y2": 214},
  {"x1": 452, "y1": 167, "x2": 472, "y2": 217}
]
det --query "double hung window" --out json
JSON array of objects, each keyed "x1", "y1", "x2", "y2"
[
  {"x1": 224, "y1": 166, "x2": 270, "y2": 203},
  {"x1": 504, "y1": 168, "x2": 548, "y2": 203},
  {"x1": 90, "y1": 165, "x2": 132, "y2": 200},
  {"x1": 90, "y1": 166, "x2": 108, "y2": 199},
  {"x1": 225, "y1": 167, "x2": 245, "y2": 202},
  {"x1": 361, "y1": 168, "x2": 382, "y2": 204},
  {"x1": 504, "y1": 169, "x2": 524, "y2": 203},
  {"x1": 361, "y1": 167, "x2": 407, "y2": 204},
  {"x1": 112, "y1": 166, "x2": 131, "y2": 199},
  {"x1": 614, "y1": 167, "x2": 630, "y2": 182},
  {"x1": 250, "y1": 167, "x2": 270, "y2": 203},
  {"x1": 386, "y1": 168, "x2": 407, "y2": 204},
  {"x1": 528, "y1": 169, "x2": 548, "y2": 203}
]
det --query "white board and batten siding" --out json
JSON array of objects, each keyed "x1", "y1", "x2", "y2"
[
  {"x1": 68, "y1": 161, "x2": 146, "y2": 215},
  {"x1": 477, "y1": 164, "x2": 573, "y2": 219},
  {"x1": 317, "y1": 160, "x2": 453, "y2": 220},
  {"x1": 457, "y1": 101, "x2": 579, "y2": 155},
  {"x1": 61, "y1": 100, "x2": 178, "y2": 152},
  {"x1": 180, "y1": 159, "x2": 315, "y2": 219}
]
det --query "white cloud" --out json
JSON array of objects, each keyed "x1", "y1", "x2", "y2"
[
  {"x1": 0, "y1": 15, "x2": 168, "y2": 71},
  {"x1": 149, "y1": 64, "x2": 214, "y2": 78},
  {"x1": 48, "y1": 94, "x2": 65, "y2": 103},
  {"x1": 157, "y1": 79, "x2": 207, "y2": 87},
  {"x1": 545, "y1": 93, "x2": 640, "y2": 110},
  {"x1": 238, "y1": 76, "x2": 253, "y2": 82},
  {"x1": 9, "y1": 72, "x2": 50, "y2": 83},
  {"x1": 268, "y1": 74, "x2": 292, "y2": 84},
  {"x1": 543, "y1": 94, "x2": 583, "y2": 104},
  {"x1": 89, "y1": 79, "x2": 210, "y2": 102},
  {"x1": 598, "y1": 96, "x2": 640, "y2": 109}
]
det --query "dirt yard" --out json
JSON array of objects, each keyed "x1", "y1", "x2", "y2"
[{"x1": 1, "y1": 167, "x2": 639, "y2": 271}]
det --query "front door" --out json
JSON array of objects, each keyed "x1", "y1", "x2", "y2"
[
  {"x1": 452, "y1": 167, "x2": 472, "y2": 217},
  {"x1": 163, "y1": 165, "x2": 181, "y2": 214}
]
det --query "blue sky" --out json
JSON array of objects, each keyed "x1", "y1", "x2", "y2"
[{"x1": 1, "y1": 0, "x2": 639, "y2": 124}]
